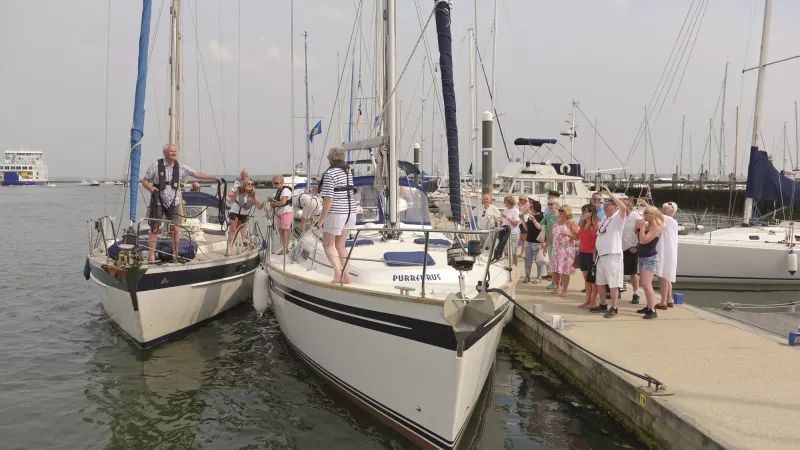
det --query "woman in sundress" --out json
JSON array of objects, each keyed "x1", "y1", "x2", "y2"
[{"x1": 544, "y1": 204, "x2": 579, "y2": 297}]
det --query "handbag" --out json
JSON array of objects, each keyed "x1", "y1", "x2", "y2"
[
  {"x1": 536, "y1": 228, "x2": 546, "y2": 243},
  {"x1": 572, "y1": 253, "x2": 581, "y2": 269}
]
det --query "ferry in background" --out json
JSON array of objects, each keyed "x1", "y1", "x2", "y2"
[{"x1": 0, "y1": 149, "x2": 50, "y2": 186}]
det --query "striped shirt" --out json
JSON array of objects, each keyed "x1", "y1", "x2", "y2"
[{"x1": 320, "y1": 167, "x2": 356, "y2": 215}]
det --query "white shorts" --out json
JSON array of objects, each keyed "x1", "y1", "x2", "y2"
[
  {"x1": 595, "y1": 253, "x2": 623, "y2": 288},
  {"x1": 322, "y1": 213, "x2": 356, "y2": 235}
]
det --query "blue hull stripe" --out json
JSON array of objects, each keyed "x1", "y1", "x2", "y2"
[
  {"x1": 270, "y1": 278, "x2": 508, "y2": 353},
  {"x1": 90, "y1": 255, "x2": 260, "y2": 292}
]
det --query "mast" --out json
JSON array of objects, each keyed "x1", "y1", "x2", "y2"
[
  {"x1": 290, "y1": 0, "x2": 295, "y2": 186},
  {"x1": 374, "y1": 0, "x2": 382, "y2": 136},
  {"x1": 720, "y1": 63, "x2": 728, "y2": 179},
  {"x1": 783, "y1": 122, "x2": 788, "y2": 171},
  {"x1": 303, "y1": 31, "x2": 311, "y2": 182},
  {"x1": 490, "y1": 0, "x2": 499, "y2": 116},
  {"x1": 421, "y1": 56, "x2": 425, "y2": 177},
  {"x1": 708, "y1": 118, "x2": 713, "y2": 180},
  {"x1": 729, "y1": 107, "x2": 739, "y2": 217},
  {"x1": 168, "y1": 0, "x2": 182, "y2": 147},
  {"x1": 743, "y1": 0, "x2": 772, "y2": 224},
  {"x1": 795, "y1": 101, "x2": 798, "y2": 170},
  {"x1": 472, "y1": 2, "x2": 479, "y2": 180},
  {"x1": 680, "y1": 115, "x2": 685, "y2": 178},
  {"x1": 570, "y1": 100, "x2": 576, "y2": 163},
  {"x1": 385, "y1": 0, "x2": 397, "y2": 226},
  {"x1": 468, "y1": 27, "x2": 476, "y2": 181},
  {"x1": 128, "y1": 0, "x2": 153, "y2": 223},
  {"x1": 434, "y1": 0, "x2": 462, "y2": 222}
]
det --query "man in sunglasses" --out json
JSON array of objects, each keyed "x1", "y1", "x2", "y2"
[
  {"x1": 590, "y1": 185, "x2": 626, "y2": 318},
  {"x1": 579, "y1": 192, "x2": 606, "y2": 225}
]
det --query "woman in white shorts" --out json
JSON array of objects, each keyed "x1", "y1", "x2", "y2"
[{"x1": 316, "y1": 147, "x2": 357, "y2": 284}]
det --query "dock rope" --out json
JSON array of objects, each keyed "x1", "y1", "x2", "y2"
[
  {"x1": 485, "y1": 287, "x2": 665, "y2": 391},
  {"x1": 722, "y1": 301, "x2": 800, "y2": 310}
]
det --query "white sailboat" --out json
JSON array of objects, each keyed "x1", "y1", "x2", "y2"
[
  {"x1": 84, "y1": 0, "x2": 263, "y2": 347},
  {"x1": 254, "y1": 2, "x2": 516, "y2": 448},
  {"x1": 675, "y1": 0, "x2": 799, "y2": 286}
]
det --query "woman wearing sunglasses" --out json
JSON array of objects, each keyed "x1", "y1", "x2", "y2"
[
  {"x1": 542, "y1": 200, "x2": 560, "y2": 288},
  {"x1": 499, "y1": 195, "x2": 520, "y2": 265},
  {"x1": 521, "y1": 200, "x2": 545, "y2": 283},
  {"x1": 543, "y1": 205, "x2": 579, "y2": 297},
  {"x1": 227, "y1": 178, "x2": 265, "y2": 249}
]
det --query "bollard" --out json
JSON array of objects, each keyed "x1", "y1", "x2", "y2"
[
  {"x1": 551, "y1": 314, "x2": 564, "y2": 330},
  {"x1": 533, "y1": 304, "x2": 544, "y2": 316},
  {"x1": 672, "y1": 293, "x2": 684, "y2": 304}
]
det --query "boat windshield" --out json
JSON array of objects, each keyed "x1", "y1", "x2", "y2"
[
  {"x1": 499, "y1": 178, "x2": 514, "y2": 192},
  {"x1": 397, "y1": 185, "x2": 430, "y2": 225},
  {"x1": 355, "y1": 186, "x2": 381, "y2": 223}
]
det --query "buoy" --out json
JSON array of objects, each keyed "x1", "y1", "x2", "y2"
[
  {"x1": 253, "y1": 268, "x2": 270, "y2": 316},
  {"x1": 788, "y1": 250, "x2": 797, "y2": 276},
  {"x1": 559, "y1": 163, "x2": 570, "y2": 175}
]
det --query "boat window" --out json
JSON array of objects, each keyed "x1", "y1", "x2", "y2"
[
  {"x1": 748, "y1": 235, "x2": 759, "y2": 240},
  {"x1": 523, "y1": 181, "x2": 534, "y2": 194},
  {"x1": 556, "y1": 182, "x2": 564, "y2": 194},
  {"x1": 397, "y1": 185, "x2": 430, "y2": 225},
  {"x1": 511, "y1": 181, "x2": 521, "y2": 194},
  {"x1": 355, "y1": 186, "x2": 381, "y2": 223},
  {"x1": 499, "y1": 178, "x2": 514, "y2": 193},
  {"x1": 566, "y1": 182, "x2": 577, "y2": 195},
  {"x1": 535, "y1": 181, "x2": 553, "y2": 194}
]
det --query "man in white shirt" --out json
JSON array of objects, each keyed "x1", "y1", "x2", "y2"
[
  {"x1": 590, "y1": 186, "x2": 626, "y2": 318},
  {"x1": 475, "y1": 194, "x2": 501, "y2": 230},
  {"x1": 621, "y1": 199, "x2": 642, "y2": 304}
]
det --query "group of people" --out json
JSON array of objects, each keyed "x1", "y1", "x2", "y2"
[{"x1": 476, "y1": 186, "x2": 679, "y2": 320}]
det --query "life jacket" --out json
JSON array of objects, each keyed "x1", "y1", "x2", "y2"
[
  {"x1": 155, "y1": 158, "x2": 180, "y2": 208},
  {"x1": 235, "y1": 193, "x2": 255, "y2": 211},
  {"x1": 274, "y1": 186, "x2": 293, "y2": 206},
  {"x1": 319, "y1": 163, "x2": 356, "y2": 225}
]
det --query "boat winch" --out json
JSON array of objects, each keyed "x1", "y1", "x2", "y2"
[{"x1": 101, "y1": 234, "x2": 148, "y2": 312}]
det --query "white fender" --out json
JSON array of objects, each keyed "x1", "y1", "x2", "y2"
[
  {"x1": 788, "y1": 250, "x2": 797, "y2": 276},
  {"x1": 253, "y1": 268, "x2": 270, "y2": 316}
]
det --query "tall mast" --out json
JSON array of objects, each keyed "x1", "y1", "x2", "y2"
[
  {"x1": 421, "y1": 56, "x2": 425, "y2": 177},
  {"x1": 290, "y1": 0, "x2": 295, "y2": 186},
  {"x1": 304, "y1": 31, "x2": 311, "y2": 181},
  {"x1": 680, "y1": 114, "x2": 685, "y2": 178},
  {"x1": 795, "y1": 101, "x2": 798, "y2": 170},
  {"x1": 468, "y1": 27, "x2": 476, "y2": 181},
  {"x1": 473, "y1": 1, "x2": 479, "y2": 178},
  {"x1": 490, "y1": 0, "x2": 499, "y2": 116},
  {"x1": 743, "y1": 0, "x2": 773, "y2": 224},
  {"x1": 168, "y1": 0, "x2": 182, "y2": 146},
  {"x1": 783, "y1": 122, "x2": 788, "y2": 171},
  {"x1": 720, "y1": 63, "x2": 728, "y2": 179},
  {"x1": 385, "y1": 0, "x2": 397, "y2": 226},
  {"x1": 570, "y1": 100, "x2": 576, "y2": 163},
  {"x1": 374, "y1": 0, "x2": 382, "y2": 136},
  {"x1": 593, "y1": 118, "x2": 597, "y2": 171}
]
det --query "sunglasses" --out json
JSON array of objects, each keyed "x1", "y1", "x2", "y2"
[
  {"x1": 547, "y1": 203, "x2": 554, "y2": 206},
  {"x1": 582, "y1": 209, "x2": 590, "y2": 213},
  {"x1": 558, "y1": 209, "x2": 565, "y2": 213},
  {"x1": 246, "y1": 183, "x2": 254, "y2": 186},
  {"x1": 592, "y1": 198, "x2": 602, "y2": 201}
]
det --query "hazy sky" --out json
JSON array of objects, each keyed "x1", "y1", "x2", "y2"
[{"x1": 1, "y1": 0, "x2": 798, "y2": 180}]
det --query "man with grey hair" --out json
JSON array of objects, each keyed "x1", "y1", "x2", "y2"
[
  {"x1": 142, "y1": 143, "x2": 222, "y2": 262},
  {"x1": 621, "y1": 198, "x2": 642, "y2": 304},
  {"x1": 269, "y1": 174, "x2": 293, "y2": 254},
  {"x1": 316, "y1": 146, "x2": 357, "y2": 283}
]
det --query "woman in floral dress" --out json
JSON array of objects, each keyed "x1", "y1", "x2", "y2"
[{"x1": 544, "y1": 204, "x2": 579, "y2": 297}]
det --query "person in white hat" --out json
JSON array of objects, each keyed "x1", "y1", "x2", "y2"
[{"x1": 656, "y1": 202, "x2": 679, "y2": 308}]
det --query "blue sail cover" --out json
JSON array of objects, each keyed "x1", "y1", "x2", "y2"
[
  {"x1": 128, "y1": 0, "x2": 153, "y2": 222},
  {"x1": 434, "y1": 1, "x2": 461, "y2": 221},
  {"x1": 745, "y1": 147, "x2": 800, "y2": 205},
  {"x1": 514, "y1": 138, "x2": 558, "y2": 147}
]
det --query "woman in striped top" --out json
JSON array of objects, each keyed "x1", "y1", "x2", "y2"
[{"x1": 316, "y1": 146, "x2": 357, "y2": 284}]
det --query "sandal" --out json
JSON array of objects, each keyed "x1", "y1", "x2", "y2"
[{"x1": 667, "y1": 303, "x2": 675, "y2": 308}]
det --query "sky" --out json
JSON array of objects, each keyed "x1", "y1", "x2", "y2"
[{"x1": 1, "y1": 0, "x2": 798, "y2": 181}]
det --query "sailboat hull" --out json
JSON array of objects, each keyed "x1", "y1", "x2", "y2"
[
  {"x1": 677, "y1": 231, "x2": 800, "y2": 285},
  {"x1": 88, "y1": 254, "x2": 259, "y2": 347},
  {"x1": 267, "y1": 269, "x2": 512, "y2": 450}
]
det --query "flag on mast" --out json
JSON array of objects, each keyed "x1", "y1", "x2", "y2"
[{"x1": 309, "y1": 120, "x2": 322, "y2": 142}]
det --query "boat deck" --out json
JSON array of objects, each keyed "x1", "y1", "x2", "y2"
[{"x1": 511, "y1": 280, "x2": 800, "y2": 449}]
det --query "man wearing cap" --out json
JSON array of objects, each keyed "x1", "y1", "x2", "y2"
[
  {"x1": 590, "y1": 185, "x2": 627, "y2": 318},
  {"x1": 656, "y1": 202, "x2": 679, "y2": 308}
]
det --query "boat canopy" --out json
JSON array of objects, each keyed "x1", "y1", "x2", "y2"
[
  {"x1": 183, "y1": 191, "x2": 221, "y2": 208},
  {"x1": 514, "y1": 138, "x2": 558, "y2": 147},
  {"x1": 745, "y1": 147, "x2": 800, "y2": 205}
]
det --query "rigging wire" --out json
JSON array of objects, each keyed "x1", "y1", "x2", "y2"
[
  {"x1": 474, "y1": 43, "x2": 511, "y2": 162},
  {"x1": 237, "y1": 0, "x2": 241, "y2": 171},
  {"x1": 575, "y1": 105, "x2": 625, "y2": 167},
  {"x1": 103, "y1": 0, "x2": 112, "y2": 181},
  {"x1": 187, "y1": 0, "x2": 227, "y2": 175},
  {"x1": 313, "y1": 0, "x2": 364, "y2": 177},
  {"x1": 147, "y1": 0, "x2": 168, "y2": 144},
  {"x1": 217, "y1": 0, "x2": 226, "y2": 165}
]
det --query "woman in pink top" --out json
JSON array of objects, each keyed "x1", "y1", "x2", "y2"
[
  {"x1": 544, "y1": 205, "x2": 579, "y2": 297},
  {"x1": 568, "y1": 204, "x2": 600, "y2": 308}
]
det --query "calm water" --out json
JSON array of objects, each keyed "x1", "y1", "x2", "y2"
[{"x1": 0, "y1": 185, "x2": 649, "y2": 449}]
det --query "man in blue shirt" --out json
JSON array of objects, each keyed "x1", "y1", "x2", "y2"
[{"x1": 579, "y1": 192, "x2": 606, "y2": 223}]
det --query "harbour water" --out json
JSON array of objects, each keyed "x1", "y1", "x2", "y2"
[{"x1": 8, "y1": 184, "x2": 778, "y2": 449}]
